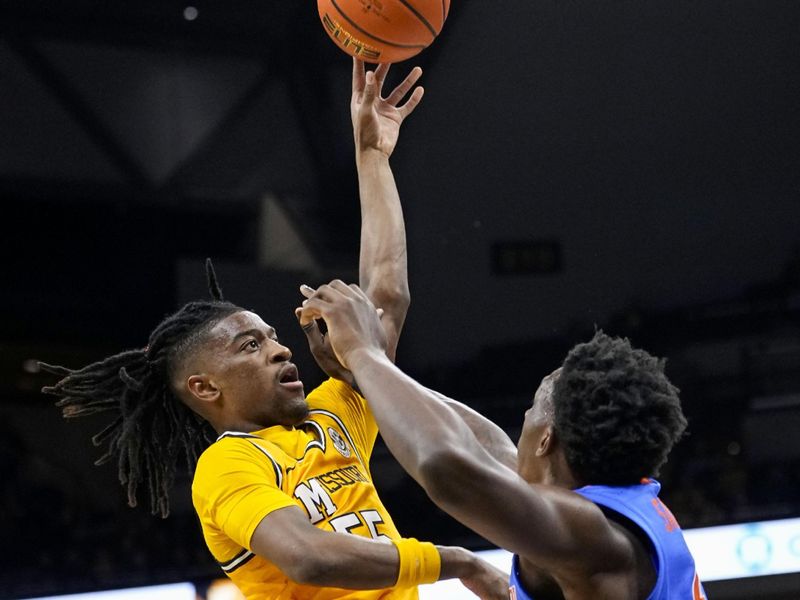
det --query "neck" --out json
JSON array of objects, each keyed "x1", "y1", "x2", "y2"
[{"x1": 546, "y1": 451, "x2": 581, "y2": 489}]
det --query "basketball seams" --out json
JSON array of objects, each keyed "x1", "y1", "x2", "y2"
[
  {"x1": 319, "y1": 0, "x2": 448, "y2": 62},
  {"x1": 394, "y1": 0, "x2": 438, "y2": 38},
  {"x1": 329, "y1": 0, "x2": 428, "y2": 50}
]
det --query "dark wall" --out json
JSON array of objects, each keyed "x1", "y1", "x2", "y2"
[{"x1": 394, "y1": 0, "x2": 800, "y2": 367}]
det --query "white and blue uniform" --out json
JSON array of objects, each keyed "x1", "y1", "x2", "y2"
[{"x1": 509, "y1": 479, "x2": 706, "y2": 599}]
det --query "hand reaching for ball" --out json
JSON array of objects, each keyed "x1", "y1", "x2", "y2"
[
  {"x1": 351, "y1": 59, "x2": 424, "y2": 157},
  {"x1": 297, "y1": 281, "x2": 388, "y2": 371}
]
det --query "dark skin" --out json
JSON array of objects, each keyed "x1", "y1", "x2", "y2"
[
  {"x1": 165, "y1": 61, "x2": 509, "y2": 597},
  {"x1": 175, "y1": 309, "x2": 506, "y2": 596},
  {"x1": 175, "y1": 58, "x2": 424, "y2": 433},
  {"x1": 178, "y1": 311, "x2": 307, "y2": 433},
  {"x1": 299, "y1": 281, "x2": 660, "y2": 600}
]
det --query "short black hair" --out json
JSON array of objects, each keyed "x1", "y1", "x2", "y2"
[
  {"x1": 552, "y1": 331, "x2": 687, "y2": 486},
  {"x1": 40, "y1": 260, "x2": 242, "y2": 517}
]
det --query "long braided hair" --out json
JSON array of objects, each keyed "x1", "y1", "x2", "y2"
[{"x1": 40, "y1": 260, "x2": 242, "y2": 517}]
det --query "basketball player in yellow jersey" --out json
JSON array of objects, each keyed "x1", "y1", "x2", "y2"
[
  {"x1": 193, "y1": 373, "x2": 428, "y2": 599},
  {"x1": 42, "y1": 59, "x2": 507, "y2": 600}
]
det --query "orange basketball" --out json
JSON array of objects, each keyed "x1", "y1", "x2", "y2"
[{"x1": 317, "y1": 0, "x2": 450, "y2": 63}]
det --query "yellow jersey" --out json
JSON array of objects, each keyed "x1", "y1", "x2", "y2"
[{"x1": 192, "y1": 378, "x2": 418, "y2": 600}]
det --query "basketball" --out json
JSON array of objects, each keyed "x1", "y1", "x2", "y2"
[{"x1": 317, "y1": 0, "x2": 450, "y2": 64}]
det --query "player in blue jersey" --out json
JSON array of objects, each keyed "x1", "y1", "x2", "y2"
[{"x1": 297, "y1": 281, "x2": 708, "y2": 600}]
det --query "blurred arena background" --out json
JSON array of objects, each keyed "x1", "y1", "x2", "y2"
[{"x1": 1, "y1": 1, "x2": 799, "y2": 598}]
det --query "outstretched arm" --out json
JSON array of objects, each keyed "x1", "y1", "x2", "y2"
[
  {"x1": 427, "y1": 389, "x2": 518, "y2": 471},
  {"x1": 250, "y1": 505, "x2": 507, "y2": 597},
  {"x1": 298, "y1": 61, "x2": 421, "y2": 378},
  {"x1": 300, "y1": 60, "x2": 422, "y2": 367},
  {"x1": 354, "y1": 59, "x2": 423, "y2": 360},
  {"x1": 298, "y1": 282, "x2": 630, "y2": 575}
]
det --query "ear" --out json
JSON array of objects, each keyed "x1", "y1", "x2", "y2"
[
  {"x1": 535, "y1": 425, "x2": 555, "y2": 457},
  {"x1": 186, "y1": 374, "x2": 220, "y2": 404}
]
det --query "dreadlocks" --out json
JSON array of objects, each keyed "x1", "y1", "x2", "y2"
[{"x1": 40, "y1": 259, "x2": 242, "y2": 517}]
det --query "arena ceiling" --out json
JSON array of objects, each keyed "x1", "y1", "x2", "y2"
[
  {"x1": 2, "y1": 0, "x2": 799, "y2": 371},
  {"x1": 2, "y1": 1, "x2": 425, "y2": 249},
  {"x1": 0, "y1": 1, "x2": 456, "y2": 355}
]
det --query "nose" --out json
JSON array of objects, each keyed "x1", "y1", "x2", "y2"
[{"x1": 269, "y1": 340, "x2": 292, "y2": 363}]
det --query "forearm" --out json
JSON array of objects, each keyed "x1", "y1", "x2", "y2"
[
  {"x1": 356, "y1": 148, "x2": 410, "y2": 343},
  {"x1": 251, "y1": 507, "x2": 399, "y2": 588},
  {"x1": 282, "y1": 531, "x2": 473, "y2": 589},
  {"x1": 292, "y1": 532, "x2": 401, "y2": 588},
  {"x1": 437, "y1": 545, "x2": 482, "y2": 581},
  {"x1": 432, "y1": 391, "x2": 518, "y2": 471},
  {"x1": 348, "y1": 348, "x2": 488, "y2": 487}
]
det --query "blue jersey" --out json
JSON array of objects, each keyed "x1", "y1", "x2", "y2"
[{"x1": 508, "y1": 480, "x2": 706, "y2": 599}]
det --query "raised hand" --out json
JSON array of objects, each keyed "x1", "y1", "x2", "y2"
[
  {"x1": 351, "y1": 58, "x2": 424, "y2": 157},
  {"x1": 295, "y1": 307, "x2": 356, "y2": 386}
]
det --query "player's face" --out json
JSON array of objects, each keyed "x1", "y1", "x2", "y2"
[
  {"x1": 205, "y1": 311, "x2": 309, "y2": 429},
  {"x1": 517, "y1": 368, "x2": 560, "y2": 484}
]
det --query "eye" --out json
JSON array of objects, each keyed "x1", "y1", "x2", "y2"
[{"x1": 241, "y1": 339, "x2": 260, "y2": 352}]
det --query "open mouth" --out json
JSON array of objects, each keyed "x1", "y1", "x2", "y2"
[{"x1": 279, "y1": 365, "x2": 302, "y2": 388}]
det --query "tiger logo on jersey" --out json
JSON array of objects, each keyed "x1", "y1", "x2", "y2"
[{"x1": 328, "y1": 426, "x2": 351, "y2": 458}]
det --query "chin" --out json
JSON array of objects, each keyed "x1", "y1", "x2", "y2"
[{"x1": 286, "y1": 401, "x2": 310, "y2": 425}]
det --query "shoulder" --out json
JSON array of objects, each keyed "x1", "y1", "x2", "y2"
[
  {"x1": 193, "y1": 435, "x2": 275, "y2": 493},
  {"x1": 196, "y1": 433, "x2": 262, "y2": 466},
  {"x1": 527, "y1": 488, "x2": 650, "y2": 597},
  {"x1": 307, "y1": 377, "x2": 364, "y2": 409},
  {"x1": 536, "y1": 485, "x2": 637, "y2": 575}
]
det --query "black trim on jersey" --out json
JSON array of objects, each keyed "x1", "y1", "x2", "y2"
[
  {"x1": 218, "y1": 425, "x2": 326, "y2": 459},
  {"x1": 301, "y1": 419, "x2": 326, "y2": 454},
  {"x1": 308, "y1": 409, "x2": 365, "y2": 469},
  {"x1": 283, "y1": 420, "x2": 329, "y2": 480},
  {"x1": 245, "y1": 441, "x2": 283, "y2": 488},
  {"x1": 216, "y1": 431, "x2": 260, "y2": 442},
  {"x1": 219, "y1": 548, "x2": 255, "y2": 573},
  {"x1": 216, "y1": 431, "x2": 284, "y2": 488}
]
